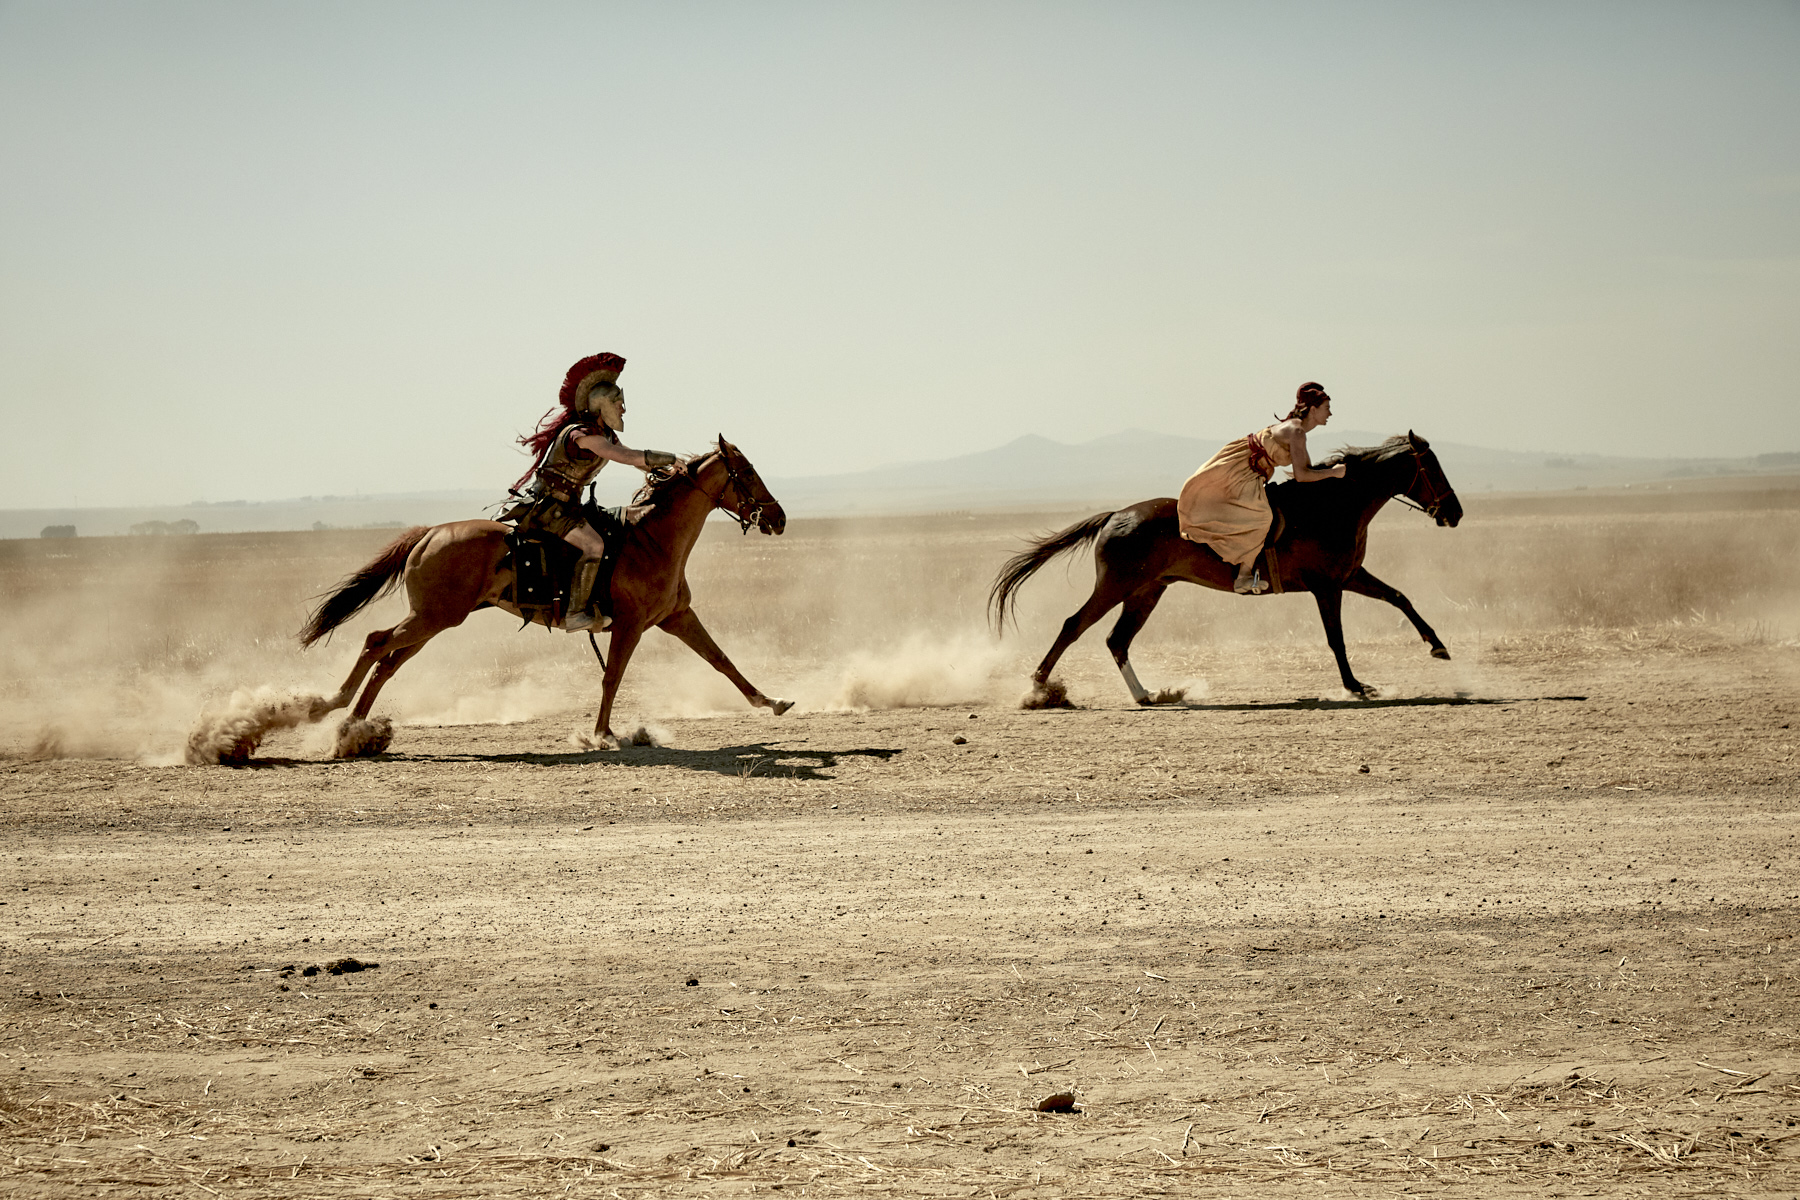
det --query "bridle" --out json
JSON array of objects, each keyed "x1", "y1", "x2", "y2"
[
  {"x1": 694, "y1": 447, "x2": 771, "y2": 533},
  {"x1": 1386, "y1": 442, "x2": 1450, "y2": 521}
]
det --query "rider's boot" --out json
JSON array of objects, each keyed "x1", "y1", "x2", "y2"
[{"x1": 563, "y1": 556, "x2": 602, "y2": 631}]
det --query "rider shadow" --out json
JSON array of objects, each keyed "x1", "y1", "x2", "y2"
[
  {"x1": 1159, "y1": 694, "x2": 1585, "y2": 713},
  {"x1": 621, "y1": 741, "x2": 904, "y2": 780},
  {"x1": 400, "y1": 741, "x2": 905, "y2": 780}
]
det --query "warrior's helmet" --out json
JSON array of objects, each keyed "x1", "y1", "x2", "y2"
[{"x1": 560, "y1": 352, "x2": 626, "y2": 418}]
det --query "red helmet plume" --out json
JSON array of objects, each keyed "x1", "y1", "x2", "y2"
[{"x1": 558, "y1": 352, "x2": 626, "y2": 409}]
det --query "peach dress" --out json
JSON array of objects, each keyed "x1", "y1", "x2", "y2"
[{"x1": 1176, "y1": 425, "x2": 1292, "y2": 567}]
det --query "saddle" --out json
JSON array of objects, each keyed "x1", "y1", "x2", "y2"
[
  {"x1": 1253, "y1": 489, "x2": 1291, "y2": 595},
  {"x1": 497, "y1": 504, "x2": 627, "y2": 629}
]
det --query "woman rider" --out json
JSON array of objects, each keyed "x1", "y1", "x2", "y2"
[
  {"x1": 508, "y1": 352, "x2": 678, "y2": 630},
  {"x1": 1176, "y1": 381, "x2": 1346, "y2": 594}
]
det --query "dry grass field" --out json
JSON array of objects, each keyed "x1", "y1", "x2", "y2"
[{"x1": 4, "y1": 478, "x2": 1800, "y2": 1197}]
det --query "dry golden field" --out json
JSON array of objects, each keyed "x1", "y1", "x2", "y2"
[{"x1": 3, "y1": 478, "x2": 1800, "y2": 1197}]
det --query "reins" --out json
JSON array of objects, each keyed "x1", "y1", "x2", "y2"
[
  {"x1": 1382, "y1": 445, "x2": 1446, "y2": 519},
  {"x1": 696, "y1": 449, "x2": 768, "y2": 533},
  {"x1": 657, "y1": 447, "x2": 768, "y2": 533}
]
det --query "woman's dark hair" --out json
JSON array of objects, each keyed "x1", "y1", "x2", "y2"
[{"x1": 1279, "y1": 381, "x2": 1331, "y2": 422}]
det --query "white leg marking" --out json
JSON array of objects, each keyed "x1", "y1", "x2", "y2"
[{"x1": 1120, "y1": 661, "x2": 1150, "y2": 704}]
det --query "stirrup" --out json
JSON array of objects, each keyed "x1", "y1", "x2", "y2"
[
  {"x1": 1233, "y1": 571, "x2": 1268, "y2": 595},
  {"x1": 561, "y1": 609, "x2": 596, "y2": 631}
]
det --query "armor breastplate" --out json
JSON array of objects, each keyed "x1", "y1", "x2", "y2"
[{"x1": 533, "y1": 424, "x2": 611, "y2": 500}]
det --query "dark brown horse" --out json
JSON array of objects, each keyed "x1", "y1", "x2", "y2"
[
  {"x1": 989, "y1": 433, "x2": 1463, "y2": 704},
  {"x1": 299, "y1": 438, "x2": 791, "y2": 754}
]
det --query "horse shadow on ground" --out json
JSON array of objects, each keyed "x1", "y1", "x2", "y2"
[
  {"x1": 1142, "y1": 693, "x2": 1587, "y2": 713},
  {"x1": 373, "y1": 740, "x2": 905, "y2": 780}
]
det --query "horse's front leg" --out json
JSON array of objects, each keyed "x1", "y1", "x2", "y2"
[
  {"x1": 1345, "y1": 566, "x2": 1449, "y2": 659},
  {"x1": 659, "y1": 608, "x2": 794, "y2": 715},
  {"x1": 580, "y1": 623, "x2": 645, "y2": 750},
  {"x1": 1312, "y1": 586, "x2": 1372, "y2": 697}
]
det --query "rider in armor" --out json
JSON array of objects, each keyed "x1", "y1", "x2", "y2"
[{"x1": 507, "y1": 352, "x2": 678, "y2": 630}]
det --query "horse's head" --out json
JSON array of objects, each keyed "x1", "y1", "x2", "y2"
[
  {"x1": 710, "y1": 436, "x2": 786, "y2": 536},
  {"x1": 1403, "y1": 431, "x2": 1462, "y2": 527}
]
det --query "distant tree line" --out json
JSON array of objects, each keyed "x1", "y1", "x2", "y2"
[
  {"x1": 39, "y1": 525, "x2": 76, "y2": 539},
  {"x1": 129, "y1": 519, "x2": 200, "y2": 536}
]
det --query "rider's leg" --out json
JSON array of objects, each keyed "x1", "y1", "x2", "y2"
[
  {"x1": 560, "y1": 523, "x2": 609, "y2": 630},
  {"x1": 1231, "y1": 551, "x2": 1263, "y2": 594}
]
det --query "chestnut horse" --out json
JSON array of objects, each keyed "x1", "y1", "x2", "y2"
[
  {"x1": 989, "y1": 433, "x2": 1463, "y2": 704},
  {"x1": 299, "y1": 438, "x2": 791, "y2": 753}
]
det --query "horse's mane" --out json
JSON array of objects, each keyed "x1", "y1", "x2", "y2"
[
  {"x1": 1269, "y1": 433, "x2": 1423, "y2": 516},
  {"x1": 629, "y1": 440, "x2": 722, "y2": 507},
  {"x1": 1320, "y1": 434, "x2": 1421, "y2": 469}
]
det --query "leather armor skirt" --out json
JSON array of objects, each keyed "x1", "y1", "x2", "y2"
[{"x1": 502, "y1": 494, "x2": 589, "y2": 539}]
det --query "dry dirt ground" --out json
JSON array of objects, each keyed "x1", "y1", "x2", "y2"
[
  {"x1": 4, "y1": 638, "x2": 1799, "y2": 1197},
  {"x1": 3, "y1": 491, "x2": 1800, "y2": 1197}
]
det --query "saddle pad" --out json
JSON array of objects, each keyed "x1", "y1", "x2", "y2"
[
  {"x1": 507, "y1": 533, "x2": 564, "y2": 610},
  {"x1": 503, "y1": 516, "x2": 625, "y2": 623}
]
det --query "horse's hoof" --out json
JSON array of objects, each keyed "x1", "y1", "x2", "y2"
[
  {"x1": 1144, "y1": 687, "x2": 1187, "y2": 706},
  {"x1": 569, "y1": 731, "x2": 620, "y2": 752},
  {"x1": 1431, "y1": 646, "x2": 1451, "y2": 660},
  {"x1": 1021, "y1": 680, "x2": 1073, "y2": 710},
  {"x1": 766, "y1": 697, "x2": 795, "y2": 716}
]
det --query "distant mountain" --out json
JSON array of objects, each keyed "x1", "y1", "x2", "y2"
[{"x1": 3, "y1": 434, "x2": 1793, "y2": 538}]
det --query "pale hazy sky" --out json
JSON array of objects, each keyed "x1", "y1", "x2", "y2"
[{"x1": 2, "y1": 1, "x2": 1795, "y2": 508}]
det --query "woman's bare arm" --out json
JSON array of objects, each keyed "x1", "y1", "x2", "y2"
[{"x1": 1281, "y1": 425, "x2": 1346, "y2": 482}]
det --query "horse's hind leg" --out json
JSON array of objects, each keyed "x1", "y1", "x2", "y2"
[
  {"x1": 332, "y1": 611, "x2": 449, "y2": 717},
  {"x1": 1105, "y1": 583, "x2": 1183, "y2": 705},
  {"x1": 351, "y1": 640, "x2": 431, "y2": 719},
  {"x1": 658, "y1": 609, "x2": 793, "y2": 715},
  {"x1": 327, "y1": 629, "x2": 398, "y2": 712},
  {"x1": 320, "y1": 641, "x2": 428, "y2": 758},
  {"x1": 1028, "y1": 575, "x2": 1130, "y2": 703},
  {"x1": 1345, "y1": 567, "x2": 1449, "y2": 659}
]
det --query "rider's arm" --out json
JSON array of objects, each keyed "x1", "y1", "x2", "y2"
[
  {"x1": 570, "y1": 431, "x2": 677, "y2": 471},
  {"x1": 1283, "y1": 427, "x2": 1347, "y2": 482}
]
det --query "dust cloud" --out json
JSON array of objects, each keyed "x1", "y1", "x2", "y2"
[
  {"x1": 2, "y1": 489, "x2": 1796, "y2": 761},
  {"x1": 817, "y1": 632, "x2": 1008, "y2": 711},
  {"x1": 330, "y1": 715, "x2": 394, "y2": 758},
  {"x1": 184, "y1": 689, "x2": 335, "y2": 765}
]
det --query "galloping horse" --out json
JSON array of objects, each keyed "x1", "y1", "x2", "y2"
[
  {"x1": 300, "y1": 438, "x2": 792, "y2": 752},
  {"x1": 989, "y1": 433, "x2": 1463, "y2": 703}
]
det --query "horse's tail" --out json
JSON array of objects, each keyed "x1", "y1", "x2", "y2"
[
  {"x1": 988, "y1": 510, "x2": 1114, "y2": 630},
  {"x1": 298, "y1": 526, "x2": 431, "y2": 648}
]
